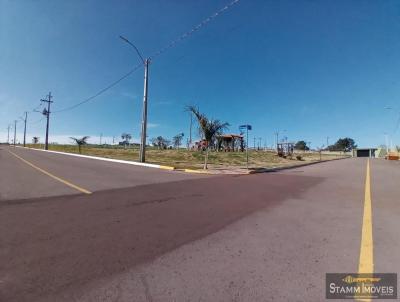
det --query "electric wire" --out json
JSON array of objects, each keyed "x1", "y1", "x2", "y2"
[
  {"x1": 149, "y1": 0, "x2": 240, "y2": 60},
  {"x1": 53, "y1": 64, "x2": 142, "y2": 113},
  {"x1": 8, "y1": 0, "x2": 241, "y2": 123},
  {"x1": 53, "y1": 0, "x2": 240, "y2": 113}
]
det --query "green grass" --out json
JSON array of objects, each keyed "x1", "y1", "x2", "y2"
[{"x1": 25, "y1": 144, "x2": 347, "y2": 170}]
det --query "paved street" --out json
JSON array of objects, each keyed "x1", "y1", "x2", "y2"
[{"x1": 1, "y1": 146, "x2": 399, "y2": 301}]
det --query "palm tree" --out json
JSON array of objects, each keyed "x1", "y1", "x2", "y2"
[
  {"x1": 172, "y1": 133, "x2": 184, "y2": 149},
  {"x1": 151, "y1": 136, "x2": 170, "y2": 149},
  {"x1": 187, "y1": 106, "x2": 229, "y2": 169},
  {"x1": 121, "y1": 133, "x2": 132, "y2": 149},
  {"x1": 70, "y1": 136, "x2": 90, "y2": 154},
  {"x1": 32, "y1": 137, "x2": 40, "y2": 144}
]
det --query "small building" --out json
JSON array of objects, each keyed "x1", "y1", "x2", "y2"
[
  {"x1": 193, "y1": 139, "x2": 208, "y2": 151},
  {"x1": 353, "y1": 148, "x2": 377, "y2": 158},
  {"x1": 217, "y1": 134, "x2": 244, "y2": 152}
]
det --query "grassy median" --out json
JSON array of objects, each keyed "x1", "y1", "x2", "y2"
[{"x1": 24, "y1": 144, "x2": 348, "y2": 171}]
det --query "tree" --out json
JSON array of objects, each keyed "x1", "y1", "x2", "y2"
[
  {"x1": 187, "y1": 106, "x2": 229, "y2": 169},
  {"x1": 151, "y1": 136, "x2": 170, "y2": 149},
  {"x1": 328, "y1": 137, "x2": 357, "y2": 152},
  {"x1": 172, "y1": 133, "x2": 184, "y2": 149},
  {"x1": 121, "y1": 133, "x2": 132, "y2": 149},
  {"x1": 70, "y1": 136, "x2": 90, "y2": 154},
  {"x1": 294, "y1": 140, "x2": 309, "y2": 151},
  {"x1": 32, "y1": 137, "x2": 40, "y2": 144}
]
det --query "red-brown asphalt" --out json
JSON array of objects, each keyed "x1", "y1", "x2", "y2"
[{"x1": 1, "y1": 146, "x2": 399, "y2": 301}]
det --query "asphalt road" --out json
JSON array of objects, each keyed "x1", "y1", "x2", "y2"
[{"x1": 1, "y1": 146, "x2": 399, "y2": 301}]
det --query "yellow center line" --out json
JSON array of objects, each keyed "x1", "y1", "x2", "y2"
[
  {"x1": 356, "y1": 159, "x2": 373, "y2": 301},
  {"x1": 8, "y1": 150, "x2": 92, "y2": 195}
]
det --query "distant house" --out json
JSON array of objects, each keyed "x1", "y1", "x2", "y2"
[
  {"x1": 192, "y1": 134, "x2": 244, "y2": 152},
  {"x1": 353, "y1": 148, "x2": 377, "y2": 158},
  {"x1": 193, "y1": 139, "x2": 208, "y2": 151},
  {"x1": 217, "y1": 134, "x2": 244, "y2": 152}
]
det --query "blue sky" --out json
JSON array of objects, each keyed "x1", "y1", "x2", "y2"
[{"x1": 1, "y1": 0, "x2": 400, "y2": 148}]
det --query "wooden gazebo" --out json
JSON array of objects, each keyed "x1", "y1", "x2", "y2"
[{"x1": 217, "y1": 134, "x2": 244, "y2": 152}]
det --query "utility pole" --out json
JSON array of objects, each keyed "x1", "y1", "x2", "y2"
[
  {"x1": 13, "y1": 120, "x2": 17, "y2": 147},
  {"x1": 100, "y1": 133, "x2": 103, "y2": 145},
  {"x1": 275, "y1": 131, "x2": 279, "y2": 151},
  {"x1": 246, "y1": 127, "x2": 249, "y2": 168},
  {"x1": 139, "y1": 59, "x2": 150, "y2": 162},
  {"x1": 326, "y1": 136, "x2": 329, "y2": 149},
  {"x1": 384, "y1": 133, "x2": 389, "y2": 153},
  {"x1": 41, "y1": 92, "x2": 53, "y2": 150},
  {"x1": 22, "y1": 112, "x2": 28, "y2": 147},
  {"x1": 7, "y1": 125, "x2": 10, "y2": 144},
  {"x1": 189, "y1": 112, "x2": 193, "y2": 150}
]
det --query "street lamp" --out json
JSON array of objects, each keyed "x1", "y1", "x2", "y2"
[
  {"x1": 120, "y1": 35, "x2": 149, "y2": 163},
  {"x1": 274, "y1": 129, "x2": 286, "y2": 151},
  {"x1": 383, "y1": 132, "x2": 389, "y2": 153},
  {"x1": 384, "y1": 106, "x2": 400, "y2": 152}
]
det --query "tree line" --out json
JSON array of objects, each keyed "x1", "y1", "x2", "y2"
[{"x1": 294, "y1": 138, "x2": 356, "y2": 152}]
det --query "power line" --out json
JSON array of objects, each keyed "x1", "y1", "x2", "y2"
[
  {"x1": 29, "y1": 117, "x2": 46, "y2": 125},
  {"x1": 7, "y1": 0, "x2": 241, "y2": 130},
  {"x1": 53, "y1": 64, "x2": 142, "y2": 113},
  {"x1": 32, "y1": 103, "x2": 43, "y2": 112},
  {"x1": 149, "y1": 0, "x2": 240, "y2": 60},
  {"x1": 51, "y1": 0, "x2": 240, "y2": 114}
]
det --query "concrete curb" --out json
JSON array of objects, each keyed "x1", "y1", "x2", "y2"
[
  {"x1": 15, "y1": 146, "x2": 176, "y2": 171},
  {"x1": 14, "y1": 146, "x2": 349, "y2": 175},
  {"x1": 182, "y1": 168, "x2": 213, "y2": 174}
]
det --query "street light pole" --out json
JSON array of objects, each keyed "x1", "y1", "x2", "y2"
[
  {"x1": 119, "y1": 35, "x2": 149, "y2": 163},
  {"x1": 384, "y1": 133, "x2": 389, "y2": 153},
  {"x1": 246, "y1": 127, "x2": 249, "y2": 169},
  {"x1": 7, "y1": 125, "x2": 10, "y2": 144},
  {"x1": 23, "y1": 112, "x2": 27, "y2": 147},
  {"x1": 139, "y1": 59, "x2": 149, "y2": 162},
  {"x1": 189, "y1": 111, "x2": 193, "y2": 150},
  {"x1": 13, "y1": 120, "x2": 17, "y2": 147}
]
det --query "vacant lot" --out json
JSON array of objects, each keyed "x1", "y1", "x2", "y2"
[{"x1": 24, "y1": 144, "x2": 347, "y2": 170}]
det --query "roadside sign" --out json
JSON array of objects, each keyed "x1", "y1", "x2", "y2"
[
  {"x1": 239, "y1": 124, "x2": 252, "y2": 169},
  {"x1": 239, "y1": 125, "x2": 252, "y2": 130}
]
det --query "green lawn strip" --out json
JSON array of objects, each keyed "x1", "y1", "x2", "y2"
[{"x1": 25, "y1": 144, "x2": 346, "y2": 170}]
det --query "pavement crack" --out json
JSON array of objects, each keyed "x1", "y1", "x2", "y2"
[{"x1": 124, "y1": 193, "x2": 204, "y2": 208}]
